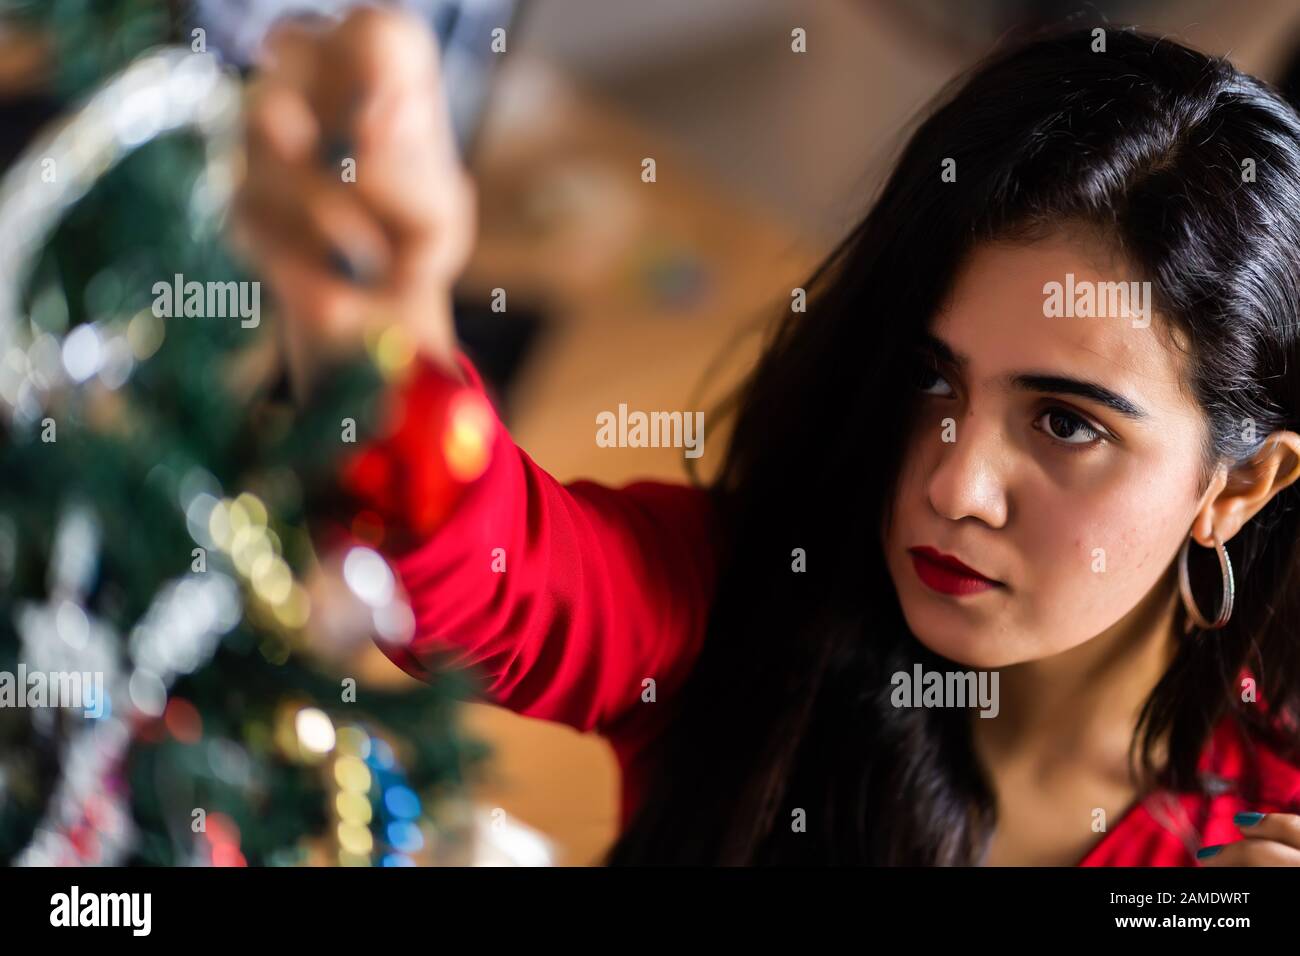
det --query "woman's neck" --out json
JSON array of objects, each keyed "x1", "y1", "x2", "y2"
[
  {"x1": 972, "y1": 564, "x2": 1182, "y2": 784},
  {"x1": 970, "y1": 566, "x2": 1184, "y2": 865}
]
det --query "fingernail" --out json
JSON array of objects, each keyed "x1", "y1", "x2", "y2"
[
  {"x1": 321, "y1": 134, "x2": 354, "y2": 168},
  {"x1": 1195, "y1": 844, "x2": 1224, "y2": 860},
  {"x1": 1233, "y1": 811, "x2": 1265, "y2": 827},
  {"x1": 326, "y1": 246, "x2": 376, "y2": 286}
]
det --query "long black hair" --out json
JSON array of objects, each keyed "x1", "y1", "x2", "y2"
[{"x1": 605, "y1": 25, "x2": 1300, "y2": 865}]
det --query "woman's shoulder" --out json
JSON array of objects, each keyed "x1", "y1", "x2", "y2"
[{"x1": 1201, "y1": 708, "x2": 1300, "y2": 808}]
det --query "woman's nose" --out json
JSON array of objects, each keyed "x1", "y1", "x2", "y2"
[{"x1": 924, "y1": 410, "x2": 1009, "y2": 528}]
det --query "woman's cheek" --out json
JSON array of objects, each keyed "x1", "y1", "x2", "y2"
[{"x1": 1018, "y1": 490, "x2": 1172, "y2": 648}]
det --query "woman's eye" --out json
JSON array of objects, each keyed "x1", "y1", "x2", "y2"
[
  {"x1": 1037, "y1": 407, "x2": 1101, "y2": 446},
  {"x1": 917, "y1": 365, "x2": 954, "y2": 397}
]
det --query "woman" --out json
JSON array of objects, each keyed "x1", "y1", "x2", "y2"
[{"x1": 235, "y1": 10, "x2": 1300, "y2": 865}]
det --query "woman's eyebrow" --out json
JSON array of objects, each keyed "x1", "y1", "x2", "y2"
[
  {"x1": 1009, "y1": 373, "x2": 1149, "y2": 420},
  {"x1": 919, "y1": 333, "x2": 1149, "y2": 420}
]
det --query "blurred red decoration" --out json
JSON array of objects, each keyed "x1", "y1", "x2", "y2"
[
  {"x1": 164, "y1": 698, "x2": 203, "y2": 744},
  {"x1": 341, "y1": 357, "x2": 496, "y2": 546}
]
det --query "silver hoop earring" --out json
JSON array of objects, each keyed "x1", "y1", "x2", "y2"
[{"x1": 1178, "y1": 530, "x2": 1234, "y2": 630}]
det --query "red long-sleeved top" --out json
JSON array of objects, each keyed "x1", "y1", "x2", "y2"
[{"x1": 352, "y1": 349, "x2": 1300, "y2": 866}]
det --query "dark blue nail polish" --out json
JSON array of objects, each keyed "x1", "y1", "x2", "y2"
[
  {"x1": 1233, "y1": 811, "x2": 1265, "y2": 827},
  {"x1": 1195, "y1": 844, "x2": 1224, "y2": 860},
  {"x1": 327, "y1": 247, "x2": 362, "y2": 283},
  {"x1": 321, "y1": 135, "x2": 353, "y2": 168},
  {"x1": 327, "y1": 246, "x2": 357, "y2": 281},
  {"x1": 326, "y1": 246, "x2": 378, "y2": 287}
]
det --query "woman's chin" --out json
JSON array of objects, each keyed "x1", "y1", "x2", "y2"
[{"x1": 901, "y1": 606, "x2": 1021, "y2": 670}]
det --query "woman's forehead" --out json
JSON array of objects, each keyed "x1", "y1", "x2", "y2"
[{"x1": 931, "y1": 237, "x2": 1196, "y2": 411}]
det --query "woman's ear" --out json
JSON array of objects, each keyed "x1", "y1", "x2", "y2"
[{"x1": 1191, "y1": 431, "x2": 1300, "y2": 545}]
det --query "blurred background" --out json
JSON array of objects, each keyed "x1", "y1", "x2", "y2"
[{"x1": 6, "y1": 0, "x2": 1300, "y2": 865}]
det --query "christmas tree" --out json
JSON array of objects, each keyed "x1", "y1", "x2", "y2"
[{"x1": 0, "y1": 0, "x2": 491, "y2": 866}]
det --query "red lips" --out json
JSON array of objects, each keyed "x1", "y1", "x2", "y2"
[{"x1": 907, "y1": 546, "x2": 1003, "y2": 596}]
